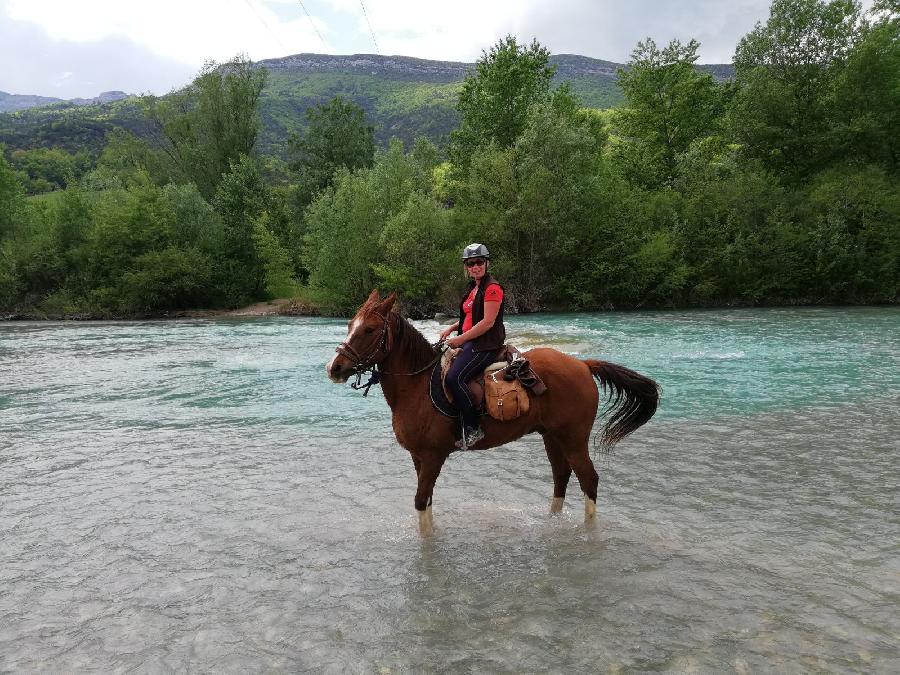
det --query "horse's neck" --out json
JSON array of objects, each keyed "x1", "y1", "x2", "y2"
[{"x1": 379, "y1": 351, "x2": 430, "y2": 411}]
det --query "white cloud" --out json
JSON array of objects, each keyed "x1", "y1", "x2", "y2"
[
  {"x1": 4, "y1": 0, "x2": 333, "y2": 66},
  {"x1": 1, "y1": 0, "x2": 881, "y2": 97}
]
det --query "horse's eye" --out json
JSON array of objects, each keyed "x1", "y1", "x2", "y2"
[{"x1": 365, "y1": 327, "x2": 375, "y2": 334}]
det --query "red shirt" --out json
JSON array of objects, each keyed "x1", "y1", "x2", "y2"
[{"x1": 461, "y1": 283, "x2": 503, "y2": 332}]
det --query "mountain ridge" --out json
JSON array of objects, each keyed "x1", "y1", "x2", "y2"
[{"x1": 0, "y1": 53, "x2": 733, "y2": 156}]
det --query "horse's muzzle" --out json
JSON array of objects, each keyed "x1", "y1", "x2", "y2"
[{"x1": 326, "y1": 354, "x2": 352, "y2": 383}]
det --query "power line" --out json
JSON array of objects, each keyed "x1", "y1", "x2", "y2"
[
  {"x1": 297, "y1": 0, "x2": 330, "y2": 52},
  {"x1": 358, "y1": 0, "x2": 380, "y2": 54},
  {"x1": 242, "y1": 0, "x2": 289, "y2": 53}
]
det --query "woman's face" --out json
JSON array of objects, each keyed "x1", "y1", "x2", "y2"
[{"x1": 464, "y1": 257, "x2": 488, "y2": 281}]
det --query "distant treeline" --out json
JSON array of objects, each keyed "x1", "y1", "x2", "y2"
[{"x1": 1, "y1": 0, "x2": 897, "y2": 318}]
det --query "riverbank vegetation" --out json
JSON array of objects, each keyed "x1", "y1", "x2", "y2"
[{"x1": 1, "y1": 0, "x2": 897, "y2": 318}]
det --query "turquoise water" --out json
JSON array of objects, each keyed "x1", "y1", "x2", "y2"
[{"x1": 1, "y1": 307, "x2": 898, "y2": 671}]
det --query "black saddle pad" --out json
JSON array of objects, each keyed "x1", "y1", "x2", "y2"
[
  {"x1": 429, "y1": 362, "x2": 458, "y2": 418},
  {"x1": 429, "y1": 362, "x2": 489, "y2": 419}
]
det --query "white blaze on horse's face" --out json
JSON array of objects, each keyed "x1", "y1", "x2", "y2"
[
  {"x1": 327, "y1": 290, "x2": 397, "y2": 384},
  {"x1": 326, "y1": 317, "x2": 363, "y2": 383},
  {"x1": 326, "y1": 312, "x2": 383, "y2": 383}
]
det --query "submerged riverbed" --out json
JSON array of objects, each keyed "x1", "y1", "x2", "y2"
[{"x1": 1, "y1": 307, "x2": 898, "y2": 671}]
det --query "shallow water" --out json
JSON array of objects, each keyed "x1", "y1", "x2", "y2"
[{"x1": 1, "y1": 307, "x2": 898, "y2": 671}]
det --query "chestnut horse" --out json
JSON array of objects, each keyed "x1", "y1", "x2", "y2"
[{"x1": 327, "y1": 290, "x2": 660, "y2": 534}]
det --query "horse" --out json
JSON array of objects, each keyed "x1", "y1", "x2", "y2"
[{"x1": 327, "y1": 290, "x2": 660, "y2": 534}]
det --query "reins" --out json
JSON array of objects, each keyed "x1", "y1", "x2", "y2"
[{"x1": 336, "y1": 311, "x2": 446, "y2": 396}]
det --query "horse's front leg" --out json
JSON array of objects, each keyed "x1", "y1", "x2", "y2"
[{"x1": 413, "y1": 451, "x2": 447, "y2": 536}]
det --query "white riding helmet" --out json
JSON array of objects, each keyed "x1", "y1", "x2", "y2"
[{"x1": 462, "y1": 243, "x2": 490, "y2": 260}]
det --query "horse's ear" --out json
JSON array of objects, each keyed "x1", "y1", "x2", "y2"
[
  {"x1": 378, "y1": 292, "x2": 397, "y2": 313},
  {"x1": 366, "y1": 289, "x2": 381, "y2": 305}
]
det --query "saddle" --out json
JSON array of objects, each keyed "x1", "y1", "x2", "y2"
[{"x1": 437, "y1": 345, "x2": 546, "y2": 421}]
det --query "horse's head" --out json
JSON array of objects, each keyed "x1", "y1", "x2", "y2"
[{"x1": 327, "y1": 290, "x2": 397, "y2": 383}]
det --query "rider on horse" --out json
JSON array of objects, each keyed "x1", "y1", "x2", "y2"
[{"x1": 439, "y1": 243, "x2": 506, "y2": 449}]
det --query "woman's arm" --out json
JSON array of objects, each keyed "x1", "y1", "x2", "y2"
[{"x1": 447, "y1": 301, "x2": 500, "y2": 347}]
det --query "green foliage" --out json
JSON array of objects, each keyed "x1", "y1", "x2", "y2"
[
  {"x1": 252, "y1": 213, "x2": 301, "y2": 298},
  {"x1": 802, "y1": 165, "x2": 899, "y2": 300},
  {"x1": 212, "y1": 154, "x2": 270, "y2": 305},
  {"x1": 0, "y1": 149, "x2": 25, "y2": 240},
  {"x1": 288, "y1": 95, "x2": 375, "y2": 208},
  {"x1": 831, "y1": 5, "x2": 900, "y2": 171},
  {"x1": 2, "y1": 12, "x2": 898, "y2": 317},
  {"x1": 303, "y1": 138, "x2": 451, "y2": 313},
  {"x1": 615, "y1": 38, "x2": 726, "y2": 187},
  {"x1": 729, "y1": 0, "x2": 863, "y2": 179},
  {"x1": 144, "y1": 56, "x2": 267, "y2": 199},
  {"x1": 451, "y1": 36, "x2": 578, "y2": 167},
  {"x1": 91, "y1": 128, "x2": 170, "y2": 188},
  {"x1": 8, "y1": 147, "x2": 92, "y2": 194}
]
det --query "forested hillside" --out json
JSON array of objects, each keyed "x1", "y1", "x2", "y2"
[
  {"x1": 1, "y1": 0, "x2": 897, "y2": 319},
  {"x1": 0, "y1": 53, "x2": 718, "y2": 157}
]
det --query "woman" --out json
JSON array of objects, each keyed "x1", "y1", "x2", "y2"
[{"x1": 438, "y1": 243, "x2": 506, "y2": 449}]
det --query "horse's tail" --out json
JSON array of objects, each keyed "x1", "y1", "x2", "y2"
[{"x1": 583, "y1": 360, "x2": 660, "y2": 451}]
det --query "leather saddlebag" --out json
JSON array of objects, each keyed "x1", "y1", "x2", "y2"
[{"x1": 484, "y1": 367, "x2": 530, "y2": 421}]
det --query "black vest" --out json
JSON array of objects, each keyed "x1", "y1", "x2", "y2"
[{"x1": 457, "y1": 273, "x2": 506, "y2": 353}]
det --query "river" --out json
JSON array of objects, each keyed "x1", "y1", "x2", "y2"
[{"x1": 1, "y1": 307, "x2": 897, "y2": 671}]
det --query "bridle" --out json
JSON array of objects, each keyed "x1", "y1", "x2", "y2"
[
  {"x1": 334, "y1": 310, "x2": 445, "y2": 395},
  {"x1": 335, "y1": 311, "x2": 393, "y2": 375}
]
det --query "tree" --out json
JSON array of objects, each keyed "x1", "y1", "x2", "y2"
[
  {"x1": 144, "y1": 55, "x2": 267, "y2": 199},
  {"x1": 0, "y1": 149, "x2": 25, "y2": 240},
  {"x1": 288, "y1": 95, "x2": 375, "y2": 208},
  {"x1": 831, "y1": 2, "x2": 900, "y2": 171},
  {"x1": 451, "y1": 36, "x2": 575, "y2": 167},
  {"x1": 212, "y1": 154, "x2": 270, "y2": 304},
  {"x1": 728, "y1": 0, "x2": 862, "y2": 179},
  {"x1": 615, "y1": 38, "x2": 725, "y2": 187}
]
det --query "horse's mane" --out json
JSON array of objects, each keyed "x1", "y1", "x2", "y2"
[
  {"x1": 357, "y1": 294, "x2": 438, "y2": 372},
  {"x1": 389, "y1": 311, "x2": 438, "y2": 372}
]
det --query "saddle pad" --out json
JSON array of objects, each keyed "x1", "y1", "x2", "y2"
[
  {"x1": 429, "y1": 359, "x2": 508, "y2": 418},
  {"x1": 429, "y1": 362, "x2": 459, "y2": 418}
]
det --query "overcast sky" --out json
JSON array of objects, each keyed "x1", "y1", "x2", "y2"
[{"x1": 0, "y1": 0, "x2": 874, "y2": 99}]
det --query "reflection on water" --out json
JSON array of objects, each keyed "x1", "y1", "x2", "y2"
[{"x1": 1, "y1": 308, "x2": 898, "y2": 670}]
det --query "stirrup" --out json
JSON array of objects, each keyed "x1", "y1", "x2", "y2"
[{"x1": 454, "y1": 426, "x2": 484, "y2": 450}]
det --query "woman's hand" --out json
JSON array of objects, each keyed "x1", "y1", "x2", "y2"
[
  {"x1": 446, "y1": 335, "x2": 465, "y2": 349},
  {"x1": 439, "y1": 324, "x2": 458, "y2": 342}
]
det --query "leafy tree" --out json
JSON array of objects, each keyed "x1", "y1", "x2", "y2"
[
  {"x1": 144, "y1": 55, "x2": 267, "y2": 199},
  {"x1": 831, "y1": 3, "x2": 900, "y2": 171},
  {"x1": 288, "y1": 95, "x2": 375, "y2": 208},
  {"x1": 119, "y1": 246, "x2": 214, "y2": 314},
  {"x1": 0, "y1": 149, "x2": 25, "y2": 240},
  {"x1": 9, "y1": 147, "x2": 91, "y2": 194},
  {"x1": 728, "y1": 0, "x2": 862, "y2": 179},
  {"x1": 93, "y1": 129, "x2": 170, "y2": 188},
  {"x1": 212, "y1": 154, "x2": 270, "y2": 304},
  {"x1": 454, "y1": 103, "x2": 620, "y2": 309},
  {"x1": 615, "y1": 38, "x2": 725, "y2": 187},
  {"x1": 252, "y1": 213, "x2": 301, "y2": 298},
  {"x1": 451, "y1": 36, "x2": 575, "y2": 167},
  {"x1": 303, "y1": 167, "x2": 381, "y2": 311}
]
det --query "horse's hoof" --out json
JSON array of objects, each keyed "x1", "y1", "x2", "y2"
[
  {"x1": 584, "y1": 497, "x2": 597, "y2": 520},
  {"x1": 417, "y1": 506, "x2": 433, "y2": 536},
  {"x1": 549, "y1": 497, "x2": 564, "y2": 513}
]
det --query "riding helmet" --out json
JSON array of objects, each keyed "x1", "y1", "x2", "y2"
[{"x1": 462, "y1": 243, "x2": 490, "y2": 260}]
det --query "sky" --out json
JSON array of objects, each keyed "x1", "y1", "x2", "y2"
[{"x1": 0, "y1": 0, "x2": 875, "y2": 99}]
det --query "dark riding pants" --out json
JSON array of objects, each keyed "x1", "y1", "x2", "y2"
[{"x1": 446, "y1": 342, "x2": 496, "y2": 429}]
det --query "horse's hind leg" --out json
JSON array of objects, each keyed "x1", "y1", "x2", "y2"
[
  {"x1": 542, "y1": 433, "x2": 572, "y2": 513},
  {"x1": 564, "y1": 443, "x2": 599, "y2": 522},
  {"x1": 568, "y1": 452, "x2": 599, "y2": 520}
]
